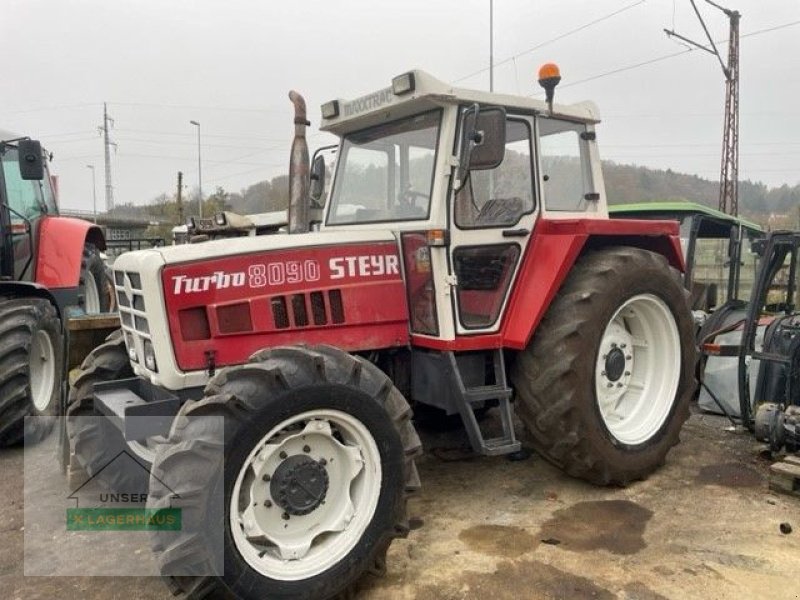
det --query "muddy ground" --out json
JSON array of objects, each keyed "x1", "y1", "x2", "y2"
[{"x1": 1, "y1": 410, "x2": 798, "y2": 600}]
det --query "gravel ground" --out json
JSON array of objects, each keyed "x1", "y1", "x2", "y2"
[{"x1": 1, "y1": 410, "x2": 798, "y2": 600}]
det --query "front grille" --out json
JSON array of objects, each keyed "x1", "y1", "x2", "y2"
[
  {"x1": 270, "y1": 289, "x2": 344, "y2": 329},
  {"x1": 114, "y1": 269, "x2": 152, "y2": 368}
]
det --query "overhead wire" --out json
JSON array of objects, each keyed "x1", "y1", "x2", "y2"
[
  {"x1": 537, "y1": 18, "x2": 800, "y2": 93},
  {"x1": 452, "y1": 0, "x2": 648, "y2": 84}
]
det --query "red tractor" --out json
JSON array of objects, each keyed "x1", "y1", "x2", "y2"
[
  {"x1": 0, "y1": 131, "x2": 111, "y2": 446},
  {"x1": 68, "y1": 68, "x2": 696, "y2": 599}
]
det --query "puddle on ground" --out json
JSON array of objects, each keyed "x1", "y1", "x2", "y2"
[
  {"x1": 695, "y1": 463, "x2": 763, "y2": 488},
  {"x1": 537, "y1": 499, "x2": 653, "y2": 555},
  {"x1": 415, "y1": 558, "x2": 615, "y2": 600},
  {"x1": 458, "y1": 524, "x2": 537, "y2": 557}
]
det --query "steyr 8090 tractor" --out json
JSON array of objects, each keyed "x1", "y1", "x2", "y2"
[
  {"x1": 0, "y1": 132, "x2": 110, "y2": 447},
  {"x1": 68, "y1": 67, "x2": 696, "y2": 599}
]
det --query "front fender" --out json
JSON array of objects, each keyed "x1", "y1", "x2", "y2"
[{"x1": 35, "y1": 216, "x2": 106, "y2": 288}]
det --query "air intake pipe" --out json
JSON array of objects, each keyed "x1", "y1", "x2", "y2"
[{"x1": 288, "y1": 90, "x2": 310, "y2": 234}]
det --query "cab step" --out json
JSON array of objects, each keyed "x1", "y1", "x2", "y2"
[{"x1": 446, "y1": 351, "x2": 520, "y2": 456}]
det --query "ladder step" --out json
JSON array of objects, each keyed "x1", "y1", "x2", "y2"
[
  {"x1": 482, "y1": 437, "x2": 522, "y2": 456},
  {"x1": 464, "y1": 385, "x2": 512, "y2": 404}
]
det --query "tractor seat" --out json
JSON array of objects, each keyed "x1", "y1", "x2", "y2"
[{"x1": 475, "y1": 197, "x2": 524, "y2": 226}]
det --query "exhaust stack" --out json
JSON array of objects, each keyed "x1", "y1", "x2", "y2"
[{"x1": 288, "y1": 90, "x2": 310, "y2": 234}]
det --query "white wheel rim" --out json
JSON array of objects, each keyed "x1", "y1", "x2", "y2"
[
  {"x1": 230, "y1": 409, "x2": 382, "y2": 581},
  {"x1": 595, "y1": 293, "x2": 681, "y2": 446},
  {"x1": 30, "y1": 330, "x2": 56, "y2": 412},
  {"x1": 83, "y1": 271, "x2": 101, "y2": 314}
]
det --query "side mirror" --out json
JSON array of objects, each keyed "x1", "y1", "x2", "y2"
[
  {"x1": 18, "y1": 139, "x2": 44, "y2": 180},
  {"x1": 310, "y1": 154, "x2": 325, "y2": 206},
  {"x1": 457, "y1": 105, "x2": 506, "y2": 187}
]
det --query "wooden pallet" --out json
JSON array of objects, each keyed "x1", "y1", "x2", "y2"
[{"x1": 770, "y1": 455, "x2": 800, "y2": 496}]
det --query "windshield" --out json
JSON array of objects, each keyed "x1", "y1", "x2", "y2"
[{"x1": 327, "y1": 110, "x2": 441, "y2": 225}]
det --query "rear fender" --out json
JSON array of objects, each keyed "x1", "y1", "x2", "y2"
[
  {"x1": 35, "y1": 216, "x2": 106, "y2": 288},
  {"x1": 501, "y1": 218, "x2": 683, "y2": 349}
]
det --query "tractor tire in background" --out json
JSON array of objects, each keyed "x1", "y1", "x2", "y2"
[
  {"x1": 147, "y1": 345, "x2": 422, "y2": 600},
  {"x1": 0, "y1": 298, "x2": 64, "y2": 447},
  {"x1": 66, "y1": 330, "x2": 149, "y2": 491},
  {"x1": 79, "y1": 243, "x2": 112, "y2": 314},
  {"x1": 511, "y1": 247, "x2": 696, "y2": 486}
]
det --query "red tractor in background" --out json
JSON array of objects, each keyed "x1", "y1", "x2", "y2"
[
  {"x1": 0, "y1": 131, "x2": 111, "y2": 446},
  {"x1": 67, "y1": 68, "x2": 697, "y2": 599}
]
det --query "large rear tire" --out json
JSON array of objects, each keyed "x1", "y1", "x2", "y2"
[
  {"x1": 511, "y1": 247, "x2": 696, "y2": 485},
  {"x1": 0, "y1": 298, "x2": 63, "y2": 447},
  {"x1": 147, "y1": 345, "x2": 422, "y2": 600},
  {"x1": 66, "y1": 330, "x2": 148, "y2": 490},
  {"x1": 79, "y1": 243, "x2": 112, "y2": 314}
]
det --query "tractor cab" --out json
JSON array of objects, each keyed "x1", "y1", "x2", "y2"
[
  {"x1": 0, "y1": 133, "x2": 58, "y2": 282},
  {"x1": 610, "y1": 202, "x2": 763, "y2": 315},
  {"x1": 318, "y1": 69, "x2": 608, "y2": 343}
]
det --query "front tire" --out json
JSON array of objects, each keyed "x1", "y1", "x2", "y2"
[
  {"x1": 66, "y1": 330, "x2": 148, "y2": 490},
  {"x1": 0, "y1": 298, "x2": 63, "y2": 447},
  {"x1": 511, "y1": 247, "x2": 696, "y2": 485},
  {"x1": 147, "y1": 345, "x2": 422, "y2": 600}
]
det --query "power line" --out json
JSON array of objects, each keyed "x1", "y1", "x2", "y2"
[
  {"x1": 108, "y1": 101, "x2": 287, "y2": 114},
  {"x1": 3, "y1": 102, "x2": 100, "y2": 115},
  {"x1": 537, "y1": 18, "x2": 800, "y2": 92},
  {"x1": 114, "y1": 127, "x2": 289, "y2": 142},
  {"x1": 453, "y1": 0, "x2": 647, "y2": 84}
]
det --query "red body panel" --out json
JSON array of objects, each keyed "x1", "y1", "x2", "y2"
[
  {"x1": 35, "y1": 216, "x2": 105, "y2": 288},
  {"x1": 162, "y1": 242, "x2": 409, "y2": 371},
  {"x1": 414, "y1": 217, "x2": 683, "y2": 352}
]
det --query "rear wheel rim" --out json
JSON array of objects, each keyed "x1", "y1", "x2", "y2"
[
  {"x1": 595, "y1": 293, "x2": 681, "y2": 445},
  {"x1": 230, "y1": 409, "x2": 382, "y2": 581},
  {"x1": 83, "y1": 271, "x2": 101, "y2": 314},
  {"x1": 30, "y1": 330, "x2": 56, "y2": 412}
]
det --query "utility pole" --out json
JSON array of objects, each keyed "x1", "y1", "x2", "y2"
[
  {"x1": 98, "y1": 102, "x2": 116, "y2": 212},
  {"x1": 176, "y1": 171, "x2": 184, "y2": 225},
  {"x1": 190, "y1": 120, "x2": 203, "y2": 219},
  {"x1": 718, "y1": 7, "x2": 740, "y2": 217},
  {"x1": 489, "y1": 0, "x2": 494, "y2": 92},
  {"x1": 665, "y1": 1, "x2": 740, "y2": 216}
]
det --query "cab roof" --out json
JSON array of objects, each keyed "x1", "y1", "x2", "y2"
[
  {"x1": 609, "y1": 201, "x2": 762, "y2": 236},
  {"x1": 0, "y1": 129, "x2": 23, "y2": 143},
  {"x1": 319, "y1": 69, "x2": 601, "y2": 136}
]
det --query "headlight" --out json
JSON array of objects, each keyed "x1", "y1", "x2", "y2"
[
  {"x1": 321, "y1": 100, "x2": 340, "y2": 119},
  {"x1": 126, "y1": 334, "x2": 138, "y2": 362},
  {"x1": 143, "y1": 340, "x2": 158, "y2": 372},
  {"x1": 392, "y1": 72, "x2": 416, "y2": 95},
  {"x1": 214, "y1": 212, "x2": 227, "y2": 226}
]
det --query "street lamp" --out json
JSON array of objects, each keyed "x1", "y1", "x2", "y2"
[
  {"x1": 189, "y1": 120, "x2": 203, "y2": 219},
  {"x1": 86, "y1": 164, "x2": 97, "y2": 223}
]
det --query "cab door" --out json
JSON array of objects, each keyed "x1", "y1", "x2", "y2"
[
  {"x1": 0, "y1": 144, "x2": 50, "y2": 281},
  {"x1": 448, "y1": 113, "x2": 538, "y2": 334}
]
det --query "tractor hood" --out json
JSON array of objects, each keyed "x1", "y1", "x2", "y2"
[
  {"x1": 113, "y1": 228, "x2": 409, "y2": 390},
  {"x1": 152, "y1": 229, "x2": 398, "y2": 266}
]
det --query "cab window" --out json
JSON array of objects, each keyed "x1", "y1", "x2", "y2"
[
  {"x1": 539, "y1": 118, "x2": 592, "y2": 212},
  {"x1": 1, "y1": 147, "x2": 47, "y2": 221},
  {"x1": 455, "y1": 118, "x2": 534, "y2": 228},
  {"x1": 327, "y1": 110, "x2": 441, "y2": 225}
]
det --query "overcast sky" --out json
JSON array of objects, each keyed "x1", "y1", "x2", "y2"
[{"x1": 3, "y1": 0, "x2": 799, "y2": 212}]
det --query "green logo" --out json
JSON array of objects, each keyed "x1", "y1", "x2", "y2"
[
  {"x1": 66, "y1": 449, "x2": 182, "y2": 532},
  {"x1": 66, "y1": 507, "x2": 181, "y2": 531}
]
